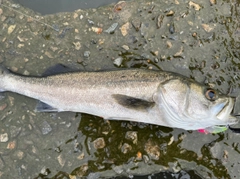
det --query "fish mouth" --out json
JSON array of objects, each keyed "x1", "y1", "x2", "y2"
[
  {"x1": 216, "y1": 98, "x2": 238, "y2": 124},
  {"x1": 227, "y1": 98, "x2": 240, "y2": 133}
]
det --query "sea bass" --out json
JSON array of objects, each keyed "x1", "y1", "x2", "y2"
[{"x1": 0, "y1": 65, "x2": 237, "y2": 132}]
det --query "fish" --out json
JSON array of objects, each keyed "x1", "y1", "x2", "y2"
[{"x1": 0, "y1": 65, "x2": 238, "y2": 133}]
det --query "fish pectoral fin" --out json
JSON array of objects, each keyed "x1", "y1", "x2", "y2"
[
  {"x1": 35, "y1": 101, "x2": 59, "y2": 112},
  {"x1": 105, "y1": 117, "x2": 133, "y2": 121},
  {"x1": 112, "y1": 94, "x2": 155, "y2": 111}
]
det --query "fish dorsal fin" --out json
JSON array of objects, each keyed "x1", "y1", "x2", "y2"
[
  {"x1": 42, "y1": 64, "x2": 80, "y2": 76},
  {"x1": 112, "y1": 94, "x2": 155, "y2": 111},
  {"x1": 35, "y1": 101, "x2": 59, "y2": 112}
]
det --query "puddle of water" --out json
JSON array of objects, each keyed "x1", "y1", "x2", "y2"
[{"x1": 12, "y1": 0, "x2": 123, "y2": 15}]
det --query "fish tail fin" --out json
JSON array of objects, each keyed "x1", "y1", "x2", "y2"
[{"x1": 0, "y1": 65, "x2": 10, "y2": 92}]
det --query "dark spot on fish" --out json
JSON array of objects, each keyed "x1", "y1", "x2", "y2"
[{"x1": 112, "y1": 94, "x2": 155, "y2": 111}]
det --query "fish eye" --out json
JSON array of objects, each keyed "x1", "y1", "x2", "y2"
[{"x1": 205, "y1": 89, "x2": 217, "y2": 101}]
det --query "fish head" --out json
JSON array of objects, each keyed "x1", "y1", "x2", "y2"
[{"x1": 156, "y1": 78, "x2": 238, "y2": 130}]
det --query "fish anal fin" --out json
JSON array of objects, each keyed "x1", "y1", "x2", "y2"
[
  {"x1": 35, "y1": 101, "x2": 59, "y2": 112},
  {"x1": 112, "y1": 94, "x2": 155, "y2": 111}
]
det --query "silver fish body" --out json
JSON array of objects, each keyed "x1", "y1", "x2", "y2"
[{"x1": 0, "y1": 66, "x2": 237, "y2": 131}]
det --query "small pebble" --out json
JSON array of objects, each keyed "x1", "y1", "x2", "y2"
[
  {"x1": 84, "y1": 51, "x2": 91, "y2": 58},
  {"x1": 223, "y1": 150, "x2": 228, "y2": 159},
  {"x1": 17, "y1": 44, "x2": 24, "y2": 48},
  {"x1": 73, "y1": 41, "x2": 81, "y2": 50},
  {"x1": 120, "y1": 22, "x2": 130, "y2": 36},
  {"x1": 105, "y1": 23, "x2": 118, "y2": 34},
  {"x1": 122, "y1": 45, "x2": 129, "y2": 51},
  {"x1": 93, "y1": 137, "x2": 105, "y2": 149},
  {"x1": 125, "y1": 131, "x2": 138, "y2": 144},
  {"x1": 144, "y1": 140, "x2": 160, "y2": 160},
  {"x1": 77, "y1": 153, "x2": 85, "y2": 160},
  {"x1": 23, "y1": 70, "x2": 30, "y2": 76},
  {"x1": 121, "y1": 143, "x2": 132, "y2": 154},
  {"x1": 143, "y1": 155, "x2": 150, "y2": 163},
  {"x1": 166, "y1": 10, "x2": 175, "y2": 16},
  {"x1": 168, "y1": 136, "x2": 174, "y2": 145},
  {"x1": 202, "y1": 24, "x2": 213, "y2": 32},
  {"x1": 7, "y1": 140, "x2": 16, "y2": 150},
  {"x1": 8, "y1": 25, "x2": 16, "y2": 34},
  {"x1": 10, "y1": 126, "x2": 21, "y2": 138},
  {"x1": 15, "y1": 150, "x2": 24, "y2": 160},
  {"x1": 57, "y1": 154, "x2": 66, "y2": 167},
  {"x1": 75, "y1": 164, "x2": 88, "y2": 177},
  {"x1": 40, "y1": 166, "x2": 50, "y2": 175},
  {"x1": 41, "y1": 121, "x2": 52, "y2": 135},
  {"x1": 0, "y1": 133, "x2": 8, "y2": 142},
  {"x1": 73, "y1": 13, "x2": 78, "y2": 19},
  {"x1": 113, "y1": 57, "x2": 123, "y2": 67},
  {"x1": 113, "y1": 1, "x2": 126, "y2": 12},
  {"x1": 87, "y1": 19, "x2": 94, "y2": 25},
  {"x1": 175, "y1": 0, "x2": 180, "y2": 4},
  {"x1": 91, "y1": 27, "x2": 102, "y2": 34},
  {"x1": 136, "y1": 151, "x2": 142, "y2": 160},
  {"x1": 174, "y1": 46, "x2": 184, "y2": 58},
  {"x1": 44, "y1": 51, "x2": 54, "y2": 59},
  {"x1": 192, "y1": 32, "x2": 197, "y2": 37},
  {"x1": 210, "y1": 0, "x2": 216, "y2": 5},
  {"x1": 172, "y1": 162, "x2": 181, "y2": 173},
  {"x1": 11, "y1": 4, "x2": 20, "y2": 8},
  {"x1": 17, "y1": 36, "x2": 25, "y2": 42},
  {"x1": 168, "y1": 35, "x2": 178, "y2": 41},
  {"x1": 189, "y1": 1, "x2": 201, "y2": 10},
  {"x1": 157, "y1": 15, "x2": 164, "y2": 29},
  {"x1": 166, "y1": 41, "x2": 172, "y2": 48},
  {"x1": 131, "y1": 19, "x2": 141, "y2": 31},
  {"x1": 0, "y1": 103, "x2": 7, "y2": 111}
]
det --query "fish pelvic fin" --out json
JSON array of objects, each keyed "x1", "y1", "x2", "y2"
[
  {"x1": 112, "y1": 94, "x2": 155, "y2": 111},
  {"x1": 35, "y1": 101, "x2": 59, "y2": 112}
]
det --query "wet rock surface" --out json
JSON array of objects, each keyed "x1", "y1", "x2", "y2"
[{"x1": 0, "y1": 0, "x2": 239, "y2": 178}]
